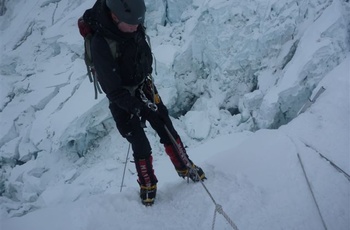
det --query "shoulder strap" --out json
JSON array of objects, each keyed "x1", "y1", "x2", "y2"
[
  {"x1": 84, "y1": 34, "x2": 93, "y2": 68},
  {"x1": 84, "y1": 34, "x2": 94, "y2": 83},
  {"x1": 84, "y1": 34, "x2": 103, "y2": 99}
]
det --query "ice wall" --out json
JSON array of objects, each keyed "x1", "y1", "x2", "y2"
[{"x1": 163, "y1": 0, "x2": 349, "y2": 130}]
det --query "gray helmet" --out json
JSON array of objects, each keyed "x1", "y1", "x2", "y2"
[{"x1": 106, "y1": 0, "x2": 146, "y2": 25}]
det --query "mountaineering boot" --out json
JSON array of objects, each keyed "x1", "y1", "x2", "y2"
[
  {"x1": 134, "y1": 155, "x2": 158, "y2": 206},
  {"x1": 177, "y1": 164, "x2": 206, "y2": 182},
  {"x1": 164, "y1": 137, "x2": 206, "y2": 182},
  {"x1": 139, "y1": 184, "x2": 157, "y2": 206}
]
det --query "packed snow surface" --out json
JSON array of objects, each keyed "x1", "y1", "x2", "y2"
[{"x1": 0, "y1": 0, "x2": 349, "y2": 229}]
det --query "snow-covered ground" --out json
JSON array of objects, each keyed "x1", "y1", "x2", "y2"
[{"x1": 1, "y1": 0, "x2": 349, "y2": 229}]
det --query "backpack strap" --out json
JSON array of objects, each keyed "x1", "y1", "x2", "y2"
[
  {"x1": 84, "y1": 34, "x2": 103, "y2": 99},
  {"x1": 84, "y1": 34, "x2": 93, "y2": 82}
]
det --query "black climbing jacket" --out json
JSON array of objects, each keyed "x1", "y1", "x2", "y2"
[{"x1": 82, "y1": 0, "x2": 153, "y2": 115}]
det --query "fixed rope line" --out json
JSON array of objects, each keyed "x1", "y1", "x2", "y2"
[
  {"x1": 297, "y1": 153, "x2": 328, "y2": 230},
  {"x1": 212, "y1": 208, "x2": 217, "y2": 230},
  {"x1": 144, "y1": 80, "x2": 238, "y2": 229},
  {"x1": 287, "y1": 135, "x2": 328, "y2": 230},
  {"x1": 164, "y1": 125, "x2": 239, "y2": 230}
]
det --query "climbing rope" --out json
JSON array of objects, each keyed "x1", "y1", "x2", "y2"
[
  {"x1": 297, "y1": 153, "x2": 328, "y2": 230},
  {"x1": 288, "y1": 135, "x2": 328, "y2": 230},
  {"x1": 199, "y1": 177, "x2": 239, "y2": 230},
  {"x1": 143, "y1": 76, "x2": 239, "y2": 229},
  {"x1": 164, "y1": 125, "x2": 239, "y2": 230}
]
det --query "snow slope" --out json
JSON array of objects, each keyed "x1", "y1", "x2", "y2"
[
  {"x1": 0, "y1": 0, "x2": 349, "y2": 229},
  {"x1": 2, "y1": 57, "x2": 349, "y2": 230}
]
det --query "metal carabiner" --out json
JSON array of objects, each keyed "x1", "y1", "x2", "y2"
[
  {"x1": 147, "y1": 102, "x2": 158, "y2": 111},
  {"x1": 139, "y1": 88, "x2": 158, "y2": 112}
]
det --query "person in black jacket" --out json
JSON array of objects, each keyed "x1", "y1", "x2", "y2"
[{"x1": 81, "y1": 0, "x2": 205, "y2": 206}]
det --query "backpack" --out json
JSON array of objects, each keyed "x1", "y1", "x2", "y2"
[
  {"x1": 77, "y1": 16, "x2": 153, "y2": 100},
  {"x1": 78, "y1": 16, "x2": 103, "y2": 99}
]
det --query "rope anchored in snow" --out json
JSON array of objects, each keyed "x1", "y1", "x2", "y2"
[
  {"x1": 300, "y1": 140, "x2": 350, "y2": 181},
  {"x1": 288, "y1": 135, "x2": 328, "y2": 230},
  {"x1": 164, "y1": 125, "x2": 239, "y2": 230},
  {"x1": 145, "y1": 76, "x2": 239, "y2": 229},
  {"x1": 212, "y1": 204, "x2": 239, "y2": 230},
  {"x1": 297, "y1": 153, "x2": 328, "y2": 230}
]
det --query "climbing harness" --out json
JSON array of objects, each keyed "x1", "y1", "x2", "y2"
[{"x1": 139, "y1": 86, "x2": 158, "y2": 112}]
